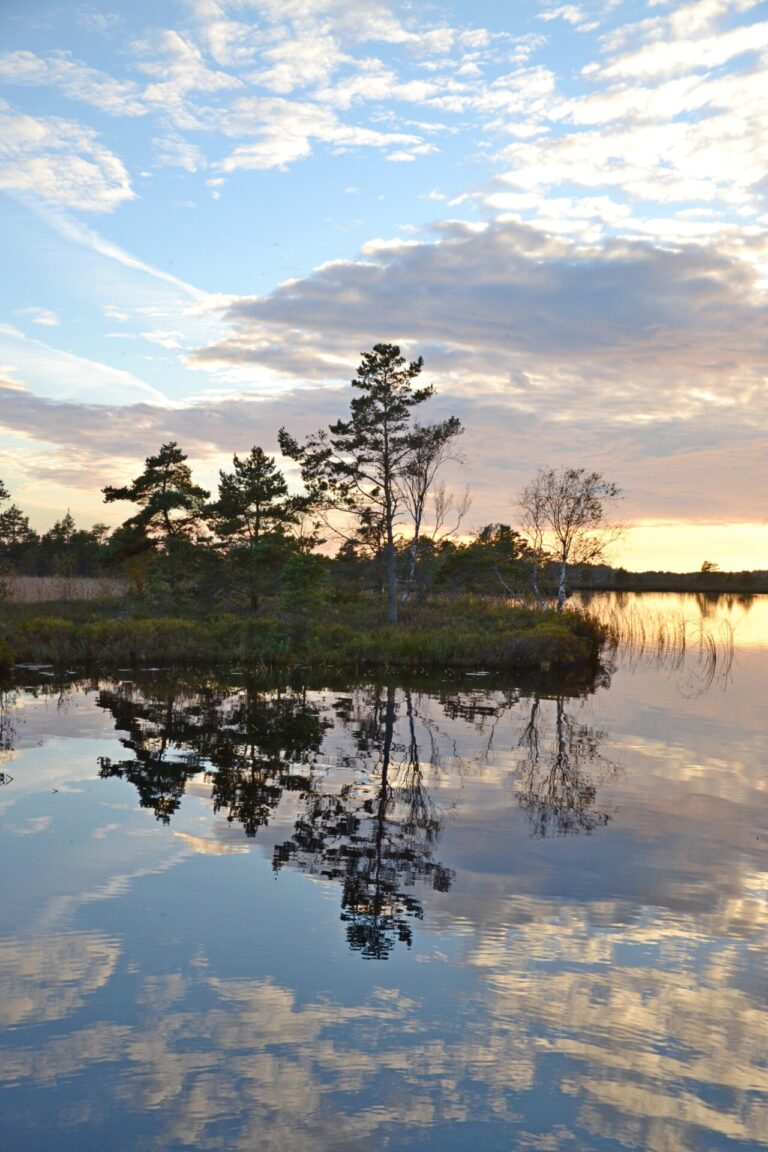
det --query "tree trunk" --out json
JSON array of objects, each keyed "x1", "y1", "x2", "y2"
[
  {"x1": 385, "y1": 536, "x2": 398, "y2": 623},
  {"x1": 557, "y1": 561, "x2": 568, "y2": 612}
]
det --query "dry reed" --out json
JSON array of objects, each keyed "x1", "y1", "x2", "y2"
[{"x1": 1, "y1": 575, "x2": 128, "y2": 603}]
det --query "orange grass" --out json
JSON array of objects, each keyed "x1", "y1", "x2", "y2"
[{"x1": 1, "y1": 575, "x2": 128, "y2": 603}]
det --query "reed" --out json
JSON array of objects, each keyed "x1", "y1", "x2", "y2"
[
  {"x1": 1, "y1": 575, "x2": 128, "y2": 603},
  {"x1": 589, "y1": 601, "x2": 735, "y2": 689}
]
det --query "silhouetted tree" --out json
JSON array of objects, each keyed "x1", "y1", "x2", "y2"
[
  {"x1": 103, "y1": 442, "x2": 209, "y2": 591},
  {"x1": 279, "y1": 344, "x2": 461, "y2": 623},
  {"x1": 207, "y1": 447, "x2": 312, "y2": 608},
  {"x1": 397, "y1": 420, "x2": 466, "y2": 596}
]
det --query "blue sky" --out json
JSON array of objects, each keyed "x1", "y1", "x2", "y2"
[{"x1": 1, "y1": 0, "x2": 767, "y2": 568}]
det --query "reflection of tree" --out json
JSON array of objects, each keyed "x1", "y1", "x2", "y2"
[
  {"x1": 516, "y1": 696, "x2": 617, "y2": 837},
  {"x1": 97, "y1": 681, "x2": 329, "y2": 831},
  {"x1": 274, "y1": 686, "x2": 453, "y2": 960},
  {"x1": 207, "y1": 689, "x2": 329, "y2": 836},
  {"x1": 0, "y1": 687, "x2": 15, "y2": 785},
  {"x1": 98, "y1": 688, "x2": 208, "y2": 823}
]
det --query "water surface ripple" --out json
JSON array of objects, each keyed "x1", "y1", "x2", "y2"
[{"x1": 1, "y1": 592, "x2": 767, "y2": 1151}]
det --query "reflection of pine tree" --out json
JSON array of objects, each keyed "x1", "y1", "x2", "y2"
[
  {"x1": 97, "y1": 681, "x2": 328, "y2": 831},
  {"x1": 516, "y1": 696, "x2": 617, "y2": 837},
  {"x1": 207, "y1": 689, "x2": 328, "y2": 836},
  {"x1": 98, "y1": 690, "x2": 205, "y2": 823},
  {"x1": 274, "y1": 686, "x2": 452, "y2": 960},
  {"x1": 0, "y1": 687, "x2": 15, "y2": 786}
]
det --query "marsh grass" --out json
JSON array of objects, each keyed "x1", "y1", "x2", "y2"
[
  {"x1": 594, "y1": 602, "x2": 735, "y2": 691},
  {"x1": 0, "y1": 593, "x2": 607, "y2": 677},
  {"x1": 1, "y1": 575, "x2": 128, "y2": 603}
]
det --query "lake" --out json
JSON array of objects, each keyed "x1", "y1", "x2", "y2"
[{"x1": 1, "y1": 592, "x2": 767, "y2": 1151}]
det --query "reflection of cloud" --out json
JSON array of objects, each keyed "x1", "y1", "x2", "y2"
[
  {"x1": 9, "y1": 815, "x2": 51, "y2": 835},
  {"x1": 173, "y1": 830, "x2": 249, "y2": 855},
  {"x1": 0, "y1": 931, "x2": 119, "y2": 1027},
  {"x1": 463, "y1": 889, "x2": 768, "y2": 1151},
  {"x1": 0, "y1": 969, "x2": 531, "y2": 1150},
  {"x1": 5, "y1": 917, "x2": 768, "y2": 1152}
]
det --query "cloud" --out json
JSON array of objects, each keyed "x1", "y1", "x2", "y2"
[
  {"x1": 0, "y1": 100, "x2": 134, "y2": 213},
  {"x1": 192, "y1": 218, "x2": 768, "y2": 396},
  {"x1": 0, "y1": 49, "x2": 147, "y2": 116},
  {"x1": 214, "y1": 96, "x2": 424, "y2": 172},
  {"x1": 39, "y1": 210, "x2": 205, "y2": 299},
  {"x1": 13, "y1": 307, "x2": 60, "y2": 326},
  {"x1": 0, "y1": 326, "x2": 175, "y2": 407},
  {"x1": 248, "y1": 27, "x2": 345, "y2": 93},
  {"x1": 177, "y1": 218, "x2": 768, "y2": 519},
  {"x1": 596, "y1": 0, "x2": 766, "y2": 80},
  {"x1": 152, "y1": 131, "x2": 207, "y2": 172}
]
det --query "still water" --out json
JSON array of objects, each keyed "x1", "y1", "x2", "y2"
[{"x1": 1, "y1": 593, "x2": 767, "y2": 1151}]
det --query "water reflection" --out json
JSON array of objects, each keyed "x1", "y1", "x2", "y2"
[
  {"x1": 0, "y1": 686, "x2": 16, "y2": 785},
  {"x1": 97, "y1": 681, "x2": 329, "y2": 832},
  {"x1": 3, "y1": 596, "x2": 768, "y2": 1151},
  {"x1": 275, "y1": 685, "x2": 453, "y2": 959},
  {"x1": 516, "y1": 696, "x2": 619, "y2": 836},
  {"x1": 93, "y1": 676, "x2": 620, "y2": 958}
]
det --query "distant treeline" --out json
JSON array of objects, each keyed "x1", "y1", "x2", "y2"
[
  {"x1": 1, "y1": 502, "x2": 764, "y2": 606},
  {"x1": 571, "y1": 565, "x2": 768, "y2": 595},
  {"x1": 0, "y1": 340, "x2": 762, "y2": 611}
]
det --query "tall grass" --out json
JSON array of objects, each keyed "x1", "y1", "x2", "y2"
[
  {"x1": 1, "y1": 575, "x2": 127, "y2": 603},
  {"x1": 591, "y1": 601, "x2": 735, "y2": 690}
]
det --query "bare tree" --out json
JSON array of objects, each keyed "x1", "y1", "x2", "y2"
[
  {"x1": 397, "y1": 420, "x2": 467, "y2": 597},
  {"x1": 519, "y1": 467, "x2": 622, "y2": 611}
]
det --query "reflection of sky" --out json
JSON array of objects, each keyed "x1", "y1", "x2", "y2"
[
  {"x1": 578, "y1": 589, "x2": 768, "y2": 650},
  {"x1": 1, "y1": 611, "x2": 768, "y2": 1151}
]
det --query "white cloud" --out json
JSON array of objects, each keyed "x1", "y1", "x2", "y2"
[
  {"x1": 13, "y1": 307, "x2": 60, "y2": 327},
  {"x1": 249, "y1": 28, "x2": 345, "y2": 93},
  {"x1": 38, "y1": 210, "x2": 206, "y2": 299},
  {"x1": 75, "y1": 7, "x2": 123, "y2": 36},
  {"x1": 185, "y1": 0, "x2": 264, "y2": 67},
  {"x1": 0, "y1": 101, "x2": 134, "y2": 213},
  {"x1": 0, "y1": 324, "x2": 174, "y2": 407},
  {"x1": 539, "y1": 6, "x2": 586, "y2": 26},
  {"x1": 152, "y1": 132, "x2": 207, "y2": 172},
  {"x1": 215, "y1": 96, "x2": 423, "y2": 172},
  {"x1": 0, "y1": 50, "x2": 146, "y2": 116},
  {"x1": 599, "y1": 15, "x2": 768, "y2": 80}
]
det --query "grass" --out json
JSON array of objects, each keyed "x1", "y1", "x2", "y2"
[
  {"x1": 0, "y1": 593, "x2": 608, "y2": 678},
  {"x1": 1, "y1": 575, "x2": 127, "y2": 602},
  {"x1": 591, "y1": 600, "x2": 735, "y2": 690}
]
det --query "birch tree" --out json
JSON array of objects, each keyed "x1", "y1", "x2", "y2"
[{"x1": 519, "y1": 467, "x2": 622, "y2": 611}]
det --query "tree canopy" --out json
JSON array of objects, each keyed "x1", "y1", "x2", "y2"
[
  {"x1": 103, "y1": 441, "x2": 210, "y2": 548},
  {"x1": 279, "y1": 343, "x2": 462, "y2": 623},
  {"x1": 520, "y1": 467, "x2": 622, "y2": 610}
]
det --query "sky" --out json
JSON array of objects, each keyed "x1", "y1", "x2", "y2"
[{"x1": 0, "y1": 0, "x2": 766, "y2": 571}]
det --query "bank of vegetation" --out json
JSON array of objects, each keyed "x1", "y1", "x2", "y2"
[
  {"x1": 9, "y1": 340, "x2": 735, "y2": 677},
  {"x1": 0, "y1": 594, "x2": 606, "y2": 677}
]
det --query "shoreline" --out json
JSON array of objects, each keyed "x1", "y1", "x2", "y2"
[{"x1": 0, "y1": 596, "x2": 607, "y2": 679}]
